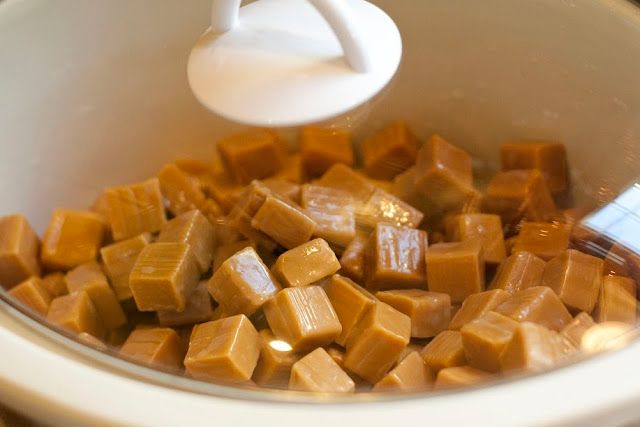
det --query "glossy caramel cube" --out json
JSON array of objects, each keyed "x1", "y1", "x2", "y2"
[
  {"x1": 594, "y1": 275, "x2": 636, "y2": 324},
  {"x1": 208, "y1": 247, "x2": 281, "y2": 316},
  {"x1": 263, "y1": 178, "x2": 301, "y2": 203},
  {"x1": 251, "y1": 196, "x2": 316, "y2": 249},
  {"x1": 364, "y1": 224, "x2": 427, "y2": 291},
  {"x1": 289, "y1": 348, "x2": 355, "y2": 393},
  {"x1": 252, "y1": 329, "x2": 299, "y2": 388},
  {"x1": 217, "y1": 129, "x2": 285, "y2": 184},
  {"x1": 201, "y1": 167, "x2": 243, "y2": 213},
  {"x1": 264, "y1": 286, "x2": 341, "y2": 351},
  {"x1": 560, "y1": 312, "x2": 595, "y2": 347},
  {"x1": 325, "y1": 274, "x2": 377, "y2": 346},
  {"x1": 120, "y1": 327, "x2": 183, "y2": 369},
  {"x1": 212, "y1": 240, "x2": 253, "y2": 273},
  {"x1": 300, "y1": 185, "x2": 356, "y2": 248},
  {"x1": 317, "y1": 164, "x2": 376, "y2": 205},
  {"x1": 184, "y1": 314, "x2": 260, "y2": 383},
  {"x1": 41, "y1": 209, "x2": 105, "y2": 271},
  {"x1": 461, "y1": 312, "x2": 519, "y2": 372},
  {"x1": 0, "y1": 214, "x2": 40, "y2": 288},
  {"x1": 420, "y1": 330, "x2": 467, "y2": 372},
  {"x1": 500, "y1": 322, "x2": 572, "y2": 372},
  {"x1": 425, "y1": 240, "x2": 485, "y2": 303},
  {"x1": 512, "y1": 222, "x2": 571, "y2": 261},
  {"x1": 157, "y1": 163, "x2": 207, "y2": 217},
  {"x1": 448, "y1": 214, "x2": 506, "y2": 264},
  {"x1": 100, "y1": 233, "x2": 151, "y2": 301},
  {"x1": 435, "y1": 366, "x2": 492, "y2": 389},
  {"x1": 501, "y1": 142, "x2": 568, "y2": 195},
  {"x1": 273, "y1": 239, "x2": 341, "y2": 287},
  {"x1": 104, "y1": 178, "x2": 166, "y2": 241},
  {"x1": 376, "y1": 289, "x2": 451, "y2": 338},
  {"x1": 47, "y1": 291, "x2": 105, "y2": 339},
  {"x1": 373, "y1": 351, "x2": 433, "y2": 392},
  {"x1": 129, "y1": 242, "x2": 200, "y2": 312},
  {"x1": 357, "y1": 188, "x2": 424, "y2": 230},
  {"x1": 158, "y1": 210, "x2": 215, "y2": 273},
  {"x1": 541, "y1": 249, "x2": 603, "y2": 313},
  {"x1": 489, "y1": 251, "x2": 546, "y2": 295},
  {"x1": 339, "y1": 233, "x2": 368, "y2": 283},
  {"x1": 300, "y1": 126, "x2": 354, "y2": 177},
  {"x1": 362, "y1": 121, "x2": 418, "y2": 180},
  {"x1": 9, "y1": 276, "x2": 51, "y2": 315},
  {"x1": 157, "y1": 281, "x2": 213, "y2": 327},
  {"x1": 495, "y1": 286, "x2": 572, "y2": 331},
  {"x1": 392, "y1": 167, "x2": 431, "y2": 214},
  {"x1": 448, "y1": 289, "x2": 512, "y2": 330},
  {"x1": 41, "y1": 272, "x2": 68, "y2": 298}
]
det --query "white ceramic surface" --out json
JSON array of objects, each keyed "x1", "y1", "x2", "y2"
[{"x1": 2, "y1": 0, "x2": 640, "y2": 425}]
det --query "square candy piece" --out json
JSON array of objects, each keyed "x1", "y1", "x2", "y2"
[
  {"x1": 373, "y1": 351, "x2": 433, "y2": 392},
  {"x1": 47, "y1": 291, "x2": 106, "y2": 339},
  {"x1": 512, "y1": 222, "x2": 571, "y2": 261},
  {"x1": 251, "y1": 196, "x2": 316, "y2": 250},
  {"x1": 448, "y1": 289, "x2": 512, "y2": 330},
  {"x1": 489, "y1": 251, "x2": 546, "y2": 295},
  {"x1": 300, "y1": 126, "x2": 354, "y2": 177},
  {"x1": 420, "y1": 330, "x2": 467, "y2": 372},
  {"x1": 325, "y1": 274, "x2": 377, "y2": 346},
  {"x1": 460, "y1": 311, "x2": 519, "y2": 372},
  {"x1": 9, "y1": 276, "x2": 52, "y2": 315},
  {"x1": 158, "y1": 210, "x2": 215, "y2": 273},
  {"x1": 494, "y1": 286, "x2": 572, "y2": 331},
  {"x1": 289, "y1": 348, "x2": 355, "y2": 393},
  {"x1": 300, "y1": 185, "x2": 356, "y2": 248},
  {"x1": 339, "y1": 233, "x2": 368, "y2": 283},
  {"x1": 253, "y1": 329, "x2": 300, "y2": 388},
  {"x1": 157, "y1": 163, "x2": 207, "y2": 217},
  {"x1": 0, "y1": 214, "x2": 41, "y2": 288},
  {"x1": 376, "y1": 289, "x2": 451, "y2": 338},
  {"x1": 500, "y1": 322, "x2": 571, "y2": 372},
  {"x1": 316, "y1": 164, "x2": 376, "y2": 205},
  {"x1": 217, "y1": 129, "x2": 285, "y2": 184},
  {"x1": 362, "y1": 121, "x2": 419, "y2": 180},
  {"x1": 357, "y1": 188, "x2": 424, "y2": 230},
  {"x1": 448, "y1": 214, "x2": 506, "y2": 264},
  {"x1": 120, "y1": 327, "x2": 184, "y2": 369},
  {"x1": 594, "y1": 275, "x2": 636, "y2": 324},
  {"x1": 501, "y1": 142, "x2": 568, "y2": 195},
  {"x1": 100, "y1": 233, "x2": 151, "y2": 301},
  {"x1": 272, "y1": 238, "x2": 341, "y2": 288},
  {"x1": 435, "y1": 366, "x2": 493, "y2": 389}
]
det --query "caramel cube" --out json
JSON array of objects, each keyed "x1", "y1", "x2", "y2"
[
  {"x1": 120, "y1": 327, "x2": 183, "y2": 369},
  {"x1": 129, "y1": 242, "x2": 200, "y2": 312},
  {"x1": 391, "y1": 167, "x2": 431, "y2": 214},
  {"x1": 482, "y1": 169, "x2": 556, "y2": 224},
  {"x1": 300, "y1": 126, "x2": 354, "y2": 177},
  {"x1": 420, "y1": 330, "x2": 467, "y2": 372},
  {"x1": 373, "y1": 351, "x2": 433, "y2": 392},
  {"x1": 376, "y1": 289, "x2": 451, "y2": 338},
  {"x1": 264, "y1": 286, "x2": 341, "y2": 351},
  {"x1": 208, "y1": 247, "x2": 281, "y2": 316},
  {"x1": 212, "y1": 240, "x2": 253, "y2": 272},
  {"x1": 425, "y1": 240, "x2": 485, "y2": 303},
  {"x1": 489, "y1": 251, "x2": 545, "y2": 295},
  {"x1": 158, "y1": 210, "x2": 215, "y2": 273},
  {"x1": 300, "y1": 185, "x2": 356, "y2": 248},
  {"x1": 0, "y1": 214, "x2": 40, "y2": 288},
  {"x1": 339, "y1": 233, "x2": 368, "y2": 283},
  {"x1": 217, "y1": 129, "x2": 285, "y2": 184},
  {"x1": 500, "y1": 322, "x2": 570, "y2": 372},
  {"x1": 357, "y1": 188, "x2": 424, "y2": 230},
  {"x1": 9, "y1": 276, "x2": 52, "y2": 315},
  {"x1": 157, "y1": 163, "x2": 207, "y2": 217},
  {"x1": 157, "y1": 281, "x2": 213, "y2": 327},
  {"x1": 289, "y1": 348, "x2": 355, "y2": 393},
  {"x1": 325, "y1": 274, "x2": 377, "y2": 346},
  {"x1": 47, "y1": 291, "x2": 105, "y2": 338},
  {"x1": 174, "y1": 159, "x2": 213, "y2": 175},
  {"x1": 594, "y1": 275, "x2": 636, "y2": 324},
  {"x1": 560, "y1": 312, "x2": 596, "y2": 347},
  {"x1": 448, "y1": 289, "x2": 512, "y2": 330},
  {"x1": 252, "y1": 329, "x2": 299, "y2": 388},
  {"x1": 512, "y1": 222, "x2": 571, "y2": 261},
  {"x1": 41, "y1": 272, "x2": 68, "y2": 298},
  {"x1": 201, "y1": 167, "x2": 243, "y2": 213},
  {"x1": 104, "y1": 178, "x2": 166, "y2": 241},
  {"x1": 435, "y1": 366, "x2": 493, "y2": 389},
  {"x1": 501, "y1": 142, "x2": 568, "y2": 195},
  {"x1": 263, "y1": 178, "x2": 301, "y2": 203},
  {"x1": 541, "y1": 249, "x2": 603, "y2": 313},
  {"x1": 184, "y1": 314, "x2": 260, "y2": 383},
  {"x1": 251, "y1": 196, "x2": 316, "y2": 250},
  {"x1": 273, "y1": 239, "x2": 341, "y2": 287},
  {"x1": 100, "y1": 233, "x2": 151, "y2": 301},
  {"x1": 448, "y1": 214, "x2": 506, "y2": 264},
  {"x1": 362, "y1": 121, "x2": 419, "y2": 180},
  {"x1": 364, "y1": 224, "x2": 427, "y2": 291},
  {"x1": 316, "y1": 164, "x2": 376, "y2": 205},
  {"x1": 41, "y1": 209, "x2": 105, "y2": 271},
  {"x1": 494, "y1": 286, "x2": 572, "y2": 331},
  {"x1": 461, "y1": 311, "x2": 519, "y2": 372}
]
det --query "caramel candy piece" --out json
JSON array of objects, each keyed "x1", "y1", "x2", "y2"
[
  {"x1": 501, "y1": 142, "x2": 568, "y2": 195},
  {"x1": 357, "y1": 188, "x2": 424, "y2": 230},
  {"x1": 263, "y1": 178, "x2": 301, "y2": 203},
  {"x1": 174, "y1": 159, "x2": 213, "y2": 175},
  {"x1": 500, "y1": 322, "x2": 571, "y2": 372},
  {"x1": 425, "y1": 240, "x2": 485, "y2": 303},
  {"x1": 325, "y1": 274, "x2": 377, "y2": 346},
  {"x1": 482, "y1": 169, "x2": 556, "y2": 224},
  {"x1": 9, "y1": 277, "x2": 52, "y2": 315},
  {"x1": 157, "y1": 163, "x2": 206, "y2": 217},
  {"x1": 41, "y1": 272, "x2": 68, "y2": 298},
  {"x1": 512, "y1": 222, "x2": 571, "y2": 261},
  {"x1": 300, "y1": 126, "x2": 354, "y2": 177},
  {"x1": 41, "y1": 209, "x2": 105, "y2": 271},
  {"x1": 494, "y1": 286, "x2": 572, "y2": 331},
  {"x1": 560, "y1": 312, "x2": 596, "y2": 347},
  {"x1": 212, "y1": 240, "x2": 253, "y2": 272},
  {"x1": 316, "y1": 164, "x2": 376, "y2": 205},
  {"x1": 541, "y1": 249, "x2": 603, "y2": 313},
  {"x1": 273, "y1": 239, "x2": 341, "y2": 287},
  {"x1": 364, "y1": 224, "x2": 427, "y2": 291},
  {"x1": 228, "y1": 206, "x2": 277, "y2": 253},
  {"x1": 489, "y1": 251, "x2": 545, "y2": 295},
  {"x1": 129, "y1": 242, "x2": 200, "y2": 312},
  {"x1": 120, "y1": 327, "x2": 183, "y2": 369},
  {"x1": 202, "y1": 167, "x2": 243, "y2": 213},
  {"x1": 376, "y1": 289, "x2": 451, "y2": 338},
  {"x1": 78, "y1": 332, "x2": 107, "y2": 350},
  {"x1": 252, "y1": 329, "x2": 299, "y2": 388},
  {"x1": 208, "y1": 247, "x2": 281, "y2": 316},
  {"x1": 435, "y1": 366, "x2": 492, "y2": 389},
  {"x1": 0, "y1": 214, "x2": 40, "y2": 288},
  {"x1": 339, "y1": 233, "x2": 368, "y2": 283},
  {"x1": 414, "y1": 135, "x2": 475, "y2": 212},
  {"x1": 264, "y1": 286, "x2": 341, "y2": 351},
  {"x1": 157, "y1": 281, "x2": 213, "y2": 326},
  {"x1": 344, "y1": 302, "x2": 410, "y2": 383},
  {"x1": 461, "y1": 311, "x2": 519, "y2": 372},
  {"x1": 300, "y1": 185, "x2": 356, "y2": 248},
  {"x1": 594, "y1": 275, "x2": 636, "y2": 324},
  {"x1": 448, "y1": 289, "x2": 512, "y2": 330},
  {"x1": 184, "y1": 314, "x2": 260, "y2": 383},
  {"x1": 447, "y1": 214, "x2": 506, "y2": 264},
  {"x1": 158, "y1": 210, "x2": 215, "y2": 273},
  {"x1": 362, "y1": 121, "x2": 418, "y2": 180},
  {"x1": 217, "y1": 129, "x2": 285, "y2": 184},
  {"x1": 373, "y1": 351, "x2": 433, "y2": 392},
  {"x1": 421, "y1": 330, "x2": 466, "y2": 372},
  {"x1": 100, "y1": 233, "x2": 151, "y2": 301},
  {"x1": 290, "y1": 348, "x2": 355, "y2": 393},
  {"x1": 47, "y1": 291, "x2": 105, "y2": 339},
  {"x1": 392, "y1": 167, "x2": 431, "y2": 214},
  {"x1": 251, "y1": 196, "x2": 316, "y2": 249},
  {"x1": 104, "y1": 178, "x2": 166, "y2": 241}
]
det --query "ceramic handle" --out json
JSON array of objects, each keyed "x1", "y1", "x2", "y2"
[{"x1": 210, "y1": 0, "x2": 372, "y2": 73}]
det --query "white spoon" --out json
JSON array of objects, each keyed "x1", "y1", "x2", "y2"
[{"x1": 188, "y1": 0, "x2": 402, "y2": 127}]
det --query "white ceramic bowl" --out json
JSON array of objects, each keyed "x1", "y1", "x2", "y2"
[{"x1": 2, "y1": 0, "x2": 640, "y2": 425}]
